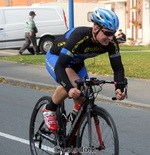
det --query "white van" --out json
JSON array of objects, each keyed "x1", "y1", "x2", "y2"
[{"x1": 0, "y1": 6, "x2": 68, "y2": 54}]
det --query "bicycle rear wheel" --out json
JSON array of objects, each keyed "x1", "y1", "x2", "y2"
[
  {"x1": 29, "y1": 96, "x2": 58, "y2": 155},
  {"x1": 76, "y1": 105, "x2": 119, "y2": 155}
]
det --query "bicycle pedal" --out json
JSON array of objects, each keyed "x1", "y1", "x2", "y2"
[{"x1": 41, "y1": 127, "x2": 53, "y2": 134}]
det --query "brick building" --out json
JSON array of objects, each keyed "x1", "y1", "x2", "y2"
[{"x1": 0, "y1": 0, "x2": 150, "y2": 45}]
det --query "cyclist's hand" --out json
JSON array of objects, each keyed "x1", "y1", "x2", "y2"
[
  {"x1": 68, "y1": 88, "x2": 81, "y2": 99},
  {"x1": 115, "y1": 89, "x2": 125, "y2": 100}
]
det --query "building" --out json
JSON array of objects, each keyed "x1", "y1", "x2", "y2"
[{"x1": 0, "y1": 0, "x2": 150, "y2": 45}]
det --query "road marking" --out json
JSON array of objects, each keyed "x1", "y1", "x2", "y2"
[
  {"x1": 0, "y1": 131, "x2": 55, "y2": 153},
  {"x1": 0, "y1": 131, "x2": 29, "y2": 145}
]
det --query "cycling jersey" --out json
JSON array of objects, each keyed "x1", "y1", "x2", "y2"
[{"x1": 46, "y1": 26, "x2": 124, "y2": 93}]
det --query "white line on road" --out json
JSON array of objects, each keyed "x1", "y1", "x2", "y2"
[
  {"x1": 0, "y1": 132, "x2": 79, "y2": 154},
  {"x1": 0, "y1": 131, "x2": 55, "y2": 153},
  {"x1": 0, "y1": 131, "x2": 29, "y2": 145}
]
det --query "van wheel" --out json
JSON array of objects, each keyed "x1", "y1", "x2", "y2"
[{"x1": 39, "y1": 37, "x2": 54, "y2": 54}]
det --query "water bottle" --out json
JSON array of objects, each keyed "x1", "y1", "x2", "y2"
[{"x1": 69, "y1": 103, "x2": 81, "y2": 123}]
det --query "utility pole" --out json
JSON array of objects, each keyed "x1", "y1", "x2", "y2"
[{"x1": 69, "y1": 0, "x2": 74, "y2": 29}]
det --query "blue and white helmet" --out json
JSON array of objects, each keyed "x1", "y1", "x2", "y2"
[{"x1": 91, "y1": 8, "x2": 119, "y2": 31}]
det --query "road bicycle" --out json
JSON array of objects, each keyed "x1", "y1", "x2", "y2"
[{"x1": 29, "y1": 77, "x2": 127, "y2": 155}]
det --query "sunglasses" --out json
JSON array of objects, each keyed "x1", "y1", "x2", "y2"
[{"x1": 101, "y1": 29, "x2": 116, "y2": 37}]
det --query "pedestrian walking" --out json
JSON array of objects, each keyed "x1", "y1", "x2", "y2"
[{"x1": 19, "y1": 11, "x2": 39, "y2": 55}]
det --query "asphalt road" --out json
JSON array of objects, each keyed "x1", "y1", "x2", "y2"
[{"x1": 0, "y1": 83, "x2": 150, "y2": 155}]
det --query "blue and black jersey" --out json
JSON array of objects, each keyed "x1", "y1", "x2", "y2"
[
  {"x1": 51, "y1": 27, "x2": 120, "y2": 60},
  {"x1": 47, "y1": 26, "x2": 124, "y2": 92}
]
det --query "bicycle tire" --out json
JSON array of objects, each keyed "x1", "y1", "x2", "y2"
[
  {"x1": 76, "y1": 105, "x2": 119, "y2": 155},
  {"x1": 29, "y1": 96, "x2": 59, "y2": 155}
]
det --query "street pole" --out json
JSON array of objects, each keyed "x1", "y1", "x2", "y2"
[{"x1": 69, "y1": 0, "x2": 74, "y2": 29}]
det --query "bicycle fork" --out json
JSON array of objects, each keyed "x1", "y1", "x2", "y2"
[
  {"x1": 87, "y1": 105, "x2": 104, "y2": 150},
  {"x1": 94, "y1": 116, "x2": 105, "y2": 150}
]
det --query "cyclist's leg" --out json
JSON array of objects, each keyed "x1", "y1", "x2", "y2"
[
  {"x1": 66, "y1": 65, "x2": 89, "y2": 105},
  {"x1": 66, "y1": 64, "x2": 89, "y2": 86},
  {"x1": 44, "y1": 51, "x2": 64, "y2": 130},
  {"x1": 46, "y1": 50, "x2": 69, "y2": 104},
  {"x1": 46, "y1": 51, "x2": 88, "y2": 105},
  {"x1": 46, "y1": 62, "x2": 88, "y2": 105},
  {"x1": 45, "y1": 50, "x2": 57, "y2": 82},
  {"x1": 45, "y1": 52, "x2": 87, "y2": 130}
]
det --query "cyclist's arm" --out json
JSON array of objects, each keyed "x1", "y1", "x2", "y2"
[
  {"x1": 54, "y1": 48, "x2": 74, "y2": 93},
  {"x1": 109, "y1": 54, "x2": 125, "y2": 92}
]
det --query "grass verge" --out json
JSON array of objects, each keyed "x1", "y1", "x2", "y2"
[{"x1": 0, "y1": 50, "x2": 150, "y2": 79}]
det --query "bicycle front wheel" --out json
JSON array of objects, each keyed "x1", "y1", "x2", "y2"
[
  {"x1": 76, "y1": 106, "x2": 119, "y2": 155},
  {"x1": 29, "y1": 96, "x2": 57, "y2": 155}
]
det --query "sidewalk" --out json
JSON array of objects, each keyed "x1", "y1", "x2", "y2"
[{"x1": 0, "y1": 60, "x2": 150, "y2": 109}]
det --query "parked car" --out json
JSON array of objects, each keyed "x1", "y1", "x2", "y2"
[{"x1": 0, "y1": 6, "x2": 68, "y2": 54}]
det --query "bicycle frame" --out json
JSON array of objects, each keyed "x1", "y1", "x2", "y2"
[
  {"x1": 57, "y1": 99, "x2": 87, "y2": 148},
  {"x1": 57, "y1": 82, "x2": 99, "y2": 149}
]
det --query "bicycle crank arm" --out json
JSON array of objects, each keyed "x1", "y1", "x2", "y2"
[{"x1": 38, "y1": 131, "x2": 56, "y2": 144}]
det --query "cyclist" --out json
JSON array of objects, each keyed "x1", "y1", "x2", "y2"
[{"x1": 43, "y1": 8, "x2": 126, "y2": 131}]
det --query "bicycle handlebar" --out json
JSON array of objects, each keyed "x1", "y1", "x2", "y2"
[{"x1": 75, "y1": 77, "x2": 128, "y2": 100}]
